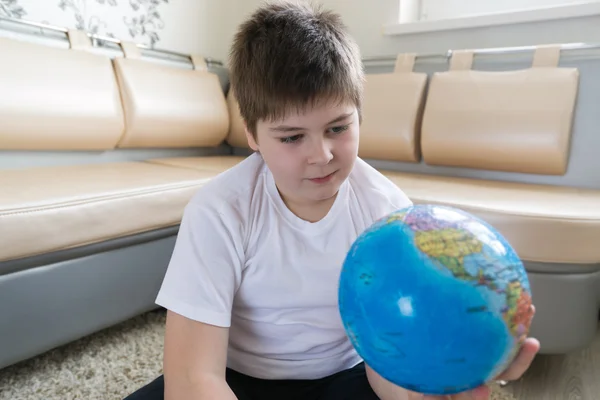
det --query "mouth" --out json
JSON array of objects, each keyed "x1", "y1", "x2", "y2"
[{"x1": 308, "y1": 170, "x2": 337, "y2": 184}]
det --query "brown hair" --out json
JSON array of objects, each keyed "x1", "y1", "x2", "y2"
[{"x1": 228, "y1": 0, "x2": 364, "y2": 138}]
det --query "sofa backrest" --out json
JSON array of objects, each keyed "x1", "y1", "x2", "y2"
[
  {"x1": 1, "y1": 29, "x2": 594, "y2": 189},
  {"x1": 222, "y1": 53, "x2": 431, "y2": 157},
  {"x1": 224, "y1": 92, "x2": 249, "y2": 149},
  {"x1": 113, "y1": 43, "x2": 230, "y2": 148},
  {"x1": 358, "y1": 47, "x2": 595, "y2": 189},
  {"x1": 0, "y1": 30, "x2": 124, "y2": 150},
  {"x1": 421, "y1": 46, "x2": 579, "y2": 175},
  {"x1": 0, "y1": 30, "x2": 234, "y2": 154},
  {"x1": 224, "y1": 46, "x2": 580, "y2": 181},
  {"x1": 359, "y1": 53, "x2": 427, "y2": 163}
]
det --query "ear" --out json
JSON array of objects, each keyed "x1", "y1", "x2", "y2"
[{"x1": 244, "y1": 122, "x2": 259, "y2": 151}]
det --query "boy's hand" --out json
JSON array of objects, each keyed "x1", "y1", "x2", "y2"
[{"x1": 405, "y1": 337, "x2": 540, "y2": 400}]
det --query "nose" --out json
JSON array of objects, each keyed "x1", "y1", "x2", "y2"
[{"x1": 307, "y1": 138, "x2": 333, "y2": 165}]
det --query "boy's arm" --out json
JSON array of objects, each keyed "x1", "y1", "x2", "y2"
[
  {"x1": 163, "y1": 310, "x2": 237, "y2": 400},
  {"x1": 155, "y1": 199, "x2": 246, "y2": 399}
]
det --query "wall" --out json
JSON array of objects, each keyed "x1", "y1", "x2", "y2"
[
  {"x1": 3, "y1": 0, "x2": 600, "y2": 64},
  {"x1": 212, "y1": 0, "x2": 600, "y2": 63},
  {"x1": 0, "y1": 0, "x2": 219, "y2": 56},
  {"x1": 421, "y1": 0, "x2": 592, "y2": 20}
]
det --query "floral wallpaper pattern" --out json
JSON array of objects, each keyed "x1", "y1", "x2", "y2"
[
  {"x1": 0, "y1": 0, "x2": 170, "y2": 47},
  {"x1": 0, "y1": 0, "x2": 26, "y2": 18}
]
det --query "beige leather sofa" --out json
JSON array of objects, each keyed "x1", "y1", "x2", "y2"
[{"x1": 0, "y1": 31, "x2": 598, "y2": 371}]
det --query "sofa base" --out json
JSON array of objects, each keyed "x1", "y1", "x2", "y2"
[
  {"x1": 0, "y1": 231, "x2": 177, "y2": 370},
  {"x1": 526, "y1": 265, "x2": 600, "y2": 354},
  {"x1": 1, "y1": 231, "x2": 598, "y2": 371}
]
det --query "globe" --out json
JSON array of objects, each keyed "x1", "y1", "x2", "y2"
[{"x1": 338, "y1": 204, "x2": 534, "y2": 396}]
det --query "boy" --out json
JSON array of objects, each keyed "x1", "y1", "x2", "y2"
[{"x1": 126, "y1": 1, "x2": 539, "y2": 399}]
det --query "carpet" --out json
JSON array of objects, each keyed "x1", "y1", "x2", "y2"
[{"x1": 0, "y1": 309, "x2": 516, "y2": 399}]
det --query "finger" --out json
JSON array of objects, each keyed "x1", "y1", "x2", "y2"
[
  {"x1": 496, "y1": 338, "x2": 540, "y2": 381},
  {"x1": 468, "y1": 385, "x2": 491, "y2": 400}
]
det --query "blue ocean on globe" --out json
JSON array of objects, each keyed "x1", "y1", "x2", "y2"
[{"x1": 338, "y1": 204, "x2": 533, "y2": 395}]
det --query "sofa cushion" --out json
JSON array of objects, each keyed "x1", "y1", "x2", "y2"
[
  {"x1": 224, "y1": 92, "x2": 250, "y2": 149},
  {"x1": 112, "y1": 53, "x2": 230, "y2": 148},
  {"x1": 0, "y1": 162, "x2": 218, "y2": 262},
  {"x1": 381, "y1": 170, "x2": 600, "y2": 264},
  {"x1": 421, "y1": 46, "x2": 579, "y2": 175},
  {"x1": 359, "y1": 53, "x2": 427, "y2": 162},
  {"x1": 0, "y1": 36, "x2": 124, "y2": 150}
]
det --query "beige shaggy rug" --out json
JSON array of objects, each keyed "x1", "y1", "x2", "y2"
[{"x1": 0, "y1": 309, "x2": 515, "y2": 400}]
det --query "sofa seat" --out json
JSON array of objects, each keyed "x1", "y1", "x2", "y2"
[
  {"x1": 381, "y1": 170, "x2": 600, "y2": 265},
  {"x1": 0, "y1": 162, "x2": 220, "y2": 263},
  {"x1": 147, "y1": 155, "x2": 248, "y2": 172},
  {"x1": 144, "y1": 155, "x2": 600, "y2": 265}
]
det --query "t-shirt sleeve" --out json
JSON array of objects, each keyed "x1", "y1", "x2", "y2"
[{"x1": 155, "y1": 200, "x2": 245, "y2": 328}]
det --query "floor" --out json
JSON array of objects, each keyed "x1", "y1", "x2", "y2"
[
  {"x1": 506, "y1": 324, "x2": 600, "y2": 400},
  {"x1": 0, "y1": 309, "x2": 598, "y2": 400},
  {"x1": 0, "y1": 310, "x2": 166, "y2": 400}
]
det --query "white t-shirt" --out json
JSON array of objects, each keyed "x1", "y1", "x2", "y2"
[{"x1": 155, "y1": 152, "x2": 412, "y2": 380}]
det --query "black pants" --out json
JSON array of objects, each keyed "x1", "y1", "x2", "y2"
[{"x1": 124, "y1": 362, "x2": 380, "y2": 400}]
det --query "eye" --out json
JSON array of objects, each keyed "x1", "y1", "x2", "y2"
[
  {"x1": 280, "y1": 134, "x2": 303, "y2": 144},
  {"x1": 329, "y1": 125, "x2": 349, "y2": 134}
]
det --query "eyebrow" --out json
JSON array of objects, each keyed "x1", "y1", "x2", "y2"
[{"x1": 269, "y1": 112, "x2": 353, "y2": 133}]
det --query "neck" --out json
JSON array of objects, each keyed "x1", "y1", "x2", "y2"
[{"x1": 281, "y1": 192, "x2": 338, "y2": 223}]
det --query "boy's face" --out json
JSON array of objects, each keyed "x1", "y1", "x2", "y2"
[{"x1": 246, "y1": 98, "x2": 359, "y2": 216}]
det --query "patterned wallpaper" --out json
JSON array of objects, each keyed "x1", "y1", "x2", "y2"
[{"x1": 0, "y1": 0, "x2": 171, "y2": 48}]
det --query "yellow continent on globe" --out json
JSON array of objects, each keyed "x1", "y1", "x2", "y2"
[{"x1": 415, "y1": 228, "x2": 482, "y2": 277}]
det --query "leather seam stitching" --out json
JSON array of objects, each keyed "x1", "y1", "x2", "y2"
[{"x1": 0, "y1": 180, "x2": 208, "y2": 217}]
